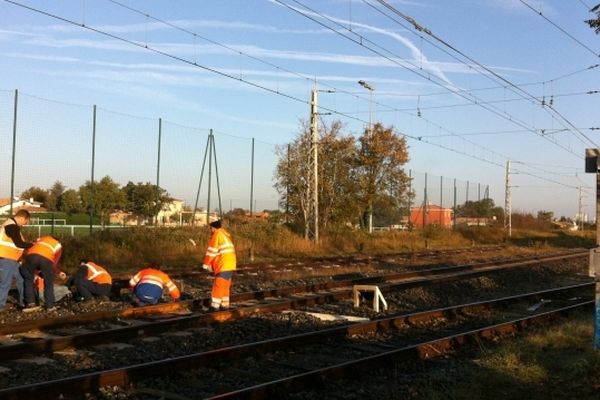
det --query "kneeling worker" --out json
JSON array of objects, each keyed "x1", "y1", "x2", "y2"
[
  {"x1": 129, "y1": 264, "x2": 180, "y2": 306},
  {"x1": 21, "y1": 235, "x2": 63, "y2": 311},
  {"x1": 71, "y1": 259, "x2": 112, "y2": 301}
]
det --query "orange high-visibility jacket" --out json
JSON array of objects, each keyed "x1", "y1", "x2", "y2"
[
  {"x1": 203, "y1": 228, "x2": 236, "y2": 275},
  {"x1": 27, "y1": 235, "x2": 62, "y2": 265},
  {"x1": 129, "y1": 268, "x2": 180, "y2": 299},
  {"x1": 0, "y1": 219, "x2": 26, "y2": 261},
  {"x1": 83, "y1": 262, "x2": 112, "y2": 285}
]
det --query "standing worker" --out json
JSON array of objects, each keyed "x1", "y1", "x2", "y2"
[
  {"x1": 129, "y1": 264, "x2": 180, "y2": 306},
  {"x1": 201, "y1": 219, "x2": 237, "y2": 311},
  {"x1": 20, "y1": 235, "x2": 63, "y2": 311},
  {"x1": 0, "y1": 209, "x2": 32, "y2": 312},
  {"x1": 70, "y1": 259, "x2": 112, "y2": 302}
]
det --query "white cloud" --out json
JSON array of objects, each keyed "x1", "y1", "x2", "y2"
[{"x1": 46, "y1": 19, "x2": 329, "y2": 35}]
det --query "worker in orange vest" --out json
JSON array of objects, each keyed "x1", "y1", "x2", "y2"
[
  {"x1": 129, "y1": 264, "x2": 180, "y2": 306},
  {"x1": 70, "y1": 259, "x2": 112, "y2": 302},
  {"x1": 20, "y1": 235, "x2": 63, "y2": 311},
  {"x1": 0, "y1": 210, "x2": 32, "y2": 312},
  {"x1": 201, "y1": 219, "x2": 237, "y2": 311},
  {"x1": 32, "y1": 267, "x2": 70, "y2": 306}
]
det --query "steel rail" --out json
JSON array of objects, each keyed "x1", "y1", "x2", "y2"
[
  {"x1": 0, "y1": 250, "x2": 587, "y2": 338},
  {"x1": 209, "y1": 301, "x2": 593, "y2": 399},
  {"x1": 139, "y1": 244, "x2": 508, "y2": 278},
  {"x1": 0, "y1": 283, "x2": 591, "y2": 399}
]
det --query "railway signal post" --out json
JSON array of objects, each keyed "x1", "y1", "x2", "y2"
[{"x1": 585, "y1": 148, "x2": 600, "y2": 349}]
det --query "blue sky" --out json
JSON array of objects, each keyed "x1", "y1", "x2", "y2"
[{"x1": 1, "y1": 0, "x2": 599, "y2": 219}]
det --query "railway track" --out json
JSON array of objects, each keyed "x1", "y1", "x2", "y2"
[
  {"x1": 0, "y1": 249, "x2": 590, "y2": 399},
  {"x1": 0, "y1": 283, "x2": 591, "y2": 399}
]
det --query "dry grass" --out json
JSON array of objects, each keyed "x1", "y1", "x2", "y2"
[
  {"x1": 53, "y1": 222, "x2": 594, "y2": 274},
  {"x1": 413, "y1": 312, "x2": 600, "y2": 400}
]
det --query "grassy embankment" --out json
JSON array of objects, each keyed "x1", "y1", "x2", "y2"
[
  {"x1": 31, "y1": 221, "x2": 594, "y2": 274},
  {"x1": 404, "y1": 311, "x2": 600, "y2": 400}
]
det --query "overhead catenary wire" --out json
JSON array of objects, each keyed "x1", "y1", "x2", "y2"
[
  {"x1": 105, "y1": 0, "x2": 516, "y2": 161},
  {"x1": 519, "y1": 0, "x2": 600, "y2": 59},
  {"x1": 2, "y1": 0, "x2": 585, "y2": 191},
  {"x1": 369, "y1": 0, "x2": 598, "y2": 149},
  {"x1": 270, "y1": 2, "x2": 577, "y2": 166},
  {"x1": 274, "y1": 0, "x2": 588, "y2": 157},
  {"x1": 345, "y1": 90, "x2": 598, "y2": 115},
  {"x1": 373, "y1": 63, "x2": 599, "y2": 98},
  {"x1": 1, "y1": 0, "x2": 527, "y2": 170}
]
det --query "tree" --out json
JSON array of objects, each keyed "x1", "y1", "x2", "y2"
[
  {"x1": 455, "y1": 198, "x2": 503, "y2": 220},
  {"x1": 354, "y1": 123, "x2": 410, "y2": 231},
  {"x1": 60, "y1": 189, "x2": 83, "y2": 215},
  {"x1": 123, "y1": 181, "x2": 170, "y2": 224},
  {"x1": 275, "y1": 120, "x2": 412, "y2": 235},
  {"x1": 79, "y1": 176, "x2": 126, "y2": 226},
  {"x1": 315, "y1": 120, "x2": 358, "y2": 229},
  {"x1": 586, "y1": 4, "x2": 600, "y2": 33},
  {"x1": 20, "y1": 186, "x2": 48, "y2": 205},
  {"x1": 46, "y1": 181, "x2": 65, "y2": 211},
  {"x1": 274, "y1": 120, "x2": 358, "y2": 237},
  {"x1": 537, "y1": 210, "x2": 554, "y2": 222},
  {"x1": 274, "y1": 121, "x2": 315, "y2": 238}
]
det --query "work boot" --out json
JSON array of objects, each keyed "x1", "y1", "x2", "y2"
[{"x1": 21, "y1": 304, "x2": 41, "y2": 312}]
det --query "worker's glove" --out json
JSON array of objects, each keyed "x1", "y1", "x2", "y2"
[{"x1": 201, "y1": 264, "x2": 213, "y2": 273}]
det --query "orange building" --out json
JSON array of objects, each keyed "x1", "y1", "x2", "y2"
[{"x1": 410, "y1": 204, "x2": 453, "y2": 228}]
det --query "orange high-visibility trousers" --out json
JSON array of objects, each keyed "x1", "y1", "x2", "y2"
[{"x1": 211, "y1": 276, "x2": 232, "y2": 309}]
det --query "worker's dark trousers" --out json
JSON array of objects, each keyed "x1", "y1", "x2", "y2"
[
  {"x1": 21, "y1": 254, "x2": 55, "y2": 308},
  {"x1": 74, "y1": 277, "x2": 111, "y2": 300}
]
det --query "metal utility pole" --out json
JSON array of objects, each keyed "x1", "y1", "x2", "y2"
[
  {"x1": 504, "y1": 160, "x2": 512, "y2": 237},
  {"x1": 89, "y1": 105, "x2": 97, "y2": 233},
  {"x1": 309, "y1": 89, "x2": 319, "y2": 242},
  {"x1": 584, "y1": 148, "x2": 600, "y2": 350},
  {"x1": 579, "y1": 186, "x2": 584, "y2": 232},
  {"x1": 358, "y1": 80, "x2": 375, "y2": 134},
  {"x1": 358, "y1": 79, "x2": 375, "y2": 233},
  {"x1": 192, "y1": 130, "x2": 223, "y2": 226}
]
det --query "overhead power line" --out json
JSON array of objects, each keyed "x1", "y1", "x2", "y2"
[
  {"x1": 276, "y1": 0, "x2": 588, "y2": 157},
  {"x1": 1, "y1": 0, "x2": 514, "y2": 171},
  {"x1": 3, "y1": 0, "x2": 585, "y2": 189},
  {"x1": 369, "y1": 0, "x2": 598, "y2": 149},
  {"x1": 519, "y1": 0, "x2": 600, "y2": 59},
  {"x1": 377, "y1": 64, "x2": 599, "y2": 99}
]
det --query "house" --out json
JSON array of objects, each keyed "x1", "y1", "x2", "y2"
[
  {"x1": 156, "y1": 198, "x2": 185, "y2": 225},
  {"x1": 109, "y1": 210, "x2": 137, "y2": 225},
  {"x1": 0, "y1": 197, "x2": 47, "y2": 216},
  {"x1": 455, "y1": 217, "x2": 495, "y2": 226},
  {"x1": 410, "y1": 203, "x2": 453, "y2": 228},
  {"x1": 244, "y1": 211, "x2": 270, "y2": 222}
]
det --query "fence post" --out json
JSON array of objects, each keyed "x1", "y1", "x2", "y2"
[
  {"x1": 453, "y1": 178, "x2": 457, "y2": 228},
  {"x1": 440, "y1": 176, "x2": 443, "y2": 207},
  {"x1": 156, "y1": 117, "x2": 162, "y2": 226},
  {"x1": 423, "y1": 173, "x2": 428, "y2": 228},
  {"x1": 9, "y1": 89, "x2": 18, "y2": 217},
  {"x1": 466, "y1": 180, "x2": 470, "y2": 203},
  {"x1": 250, "y1": 138, "x2": 255, "y2": 219},
  {"x1": 89, "y1": 105, "x2": 97, "y2": 234},
  {"x1": 407, "y1": 170, "x2": 412, "y2": 229}
]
